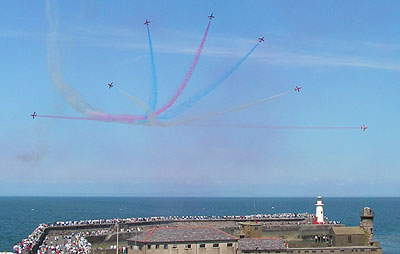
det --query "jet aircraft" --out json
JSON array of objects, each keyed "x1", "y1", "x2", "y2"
[
  {"x1": 31, "y1": 112, "x2": 37, "y2": 119},
  {"x1": 208, "y1": 13, "x2": 215, "y2": 20},
  {"x1": 144, "y1": 19, "x2": 150, "y2": 26},
  {"x1": 258, "y1": 36, "x2": 264, "y2": 42},
  {"x1": 294, "y1": 86, "x2": 302, "y2": 92},
  {"x1": 108, "y1": 82, "x2": 114, "y2": 89},
  {"x1": 361, "y1": 125, "x2": 368, "y2": 131}
]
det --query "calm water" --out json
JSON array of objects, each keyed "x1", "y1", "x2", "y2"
[{"x1": 0, "y1": 197, "x2": 398, "y2": 253}]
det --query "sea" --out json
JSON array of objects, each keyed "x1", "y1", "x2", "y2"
[{"x1": 0, "y1": 197, "x2": 398, "y2": 253}]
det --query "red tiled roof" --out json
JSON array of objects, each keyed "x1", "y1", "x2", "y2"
[{"x1": 128, "y1": 226, "x2": 238, "y2": 243}]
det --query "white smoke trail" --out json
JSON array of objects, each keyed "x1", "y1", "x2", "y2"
[
  {"x1": 45, "y1": 0, "x2": 101, "y2": 116},
  {"x1": 117, "y1": 88, "x2": 152, "y2": 114},
  {"x1": 177, "y1": 123, "x2": 360, "y2": 129},
  {"x1": 160, "y1": 92, "x2": 289, "y2": 127}
]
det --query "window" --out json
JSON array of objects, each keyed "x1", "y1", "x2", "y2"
[
  {"x1": 227, "y1": 243, "x2": 233, "y2": 247},
  {"x1": 156, "y1": 245, "x2": 159, "y2": 249},
  {"x1": 348, "y1": 235, "x2": 352, "y2": 243},
  {"x1": 185, "y1": 244, "x2": 191, "y2": 249},
  {"x1": 254, "y1": 226, "x2": 259, "y2": 230},
  {"x1": 147, "y1": 245, "x2": 151, "y2": 249},
  {"x1": 199, "y1": 244, "x2": 206, "y2": 248},
  {"x1": 164, "y1": 244, "x2": 168, "y2": 249},
  {"x1": 213, "y1": 243, "x2": 219, "y2": 248}
]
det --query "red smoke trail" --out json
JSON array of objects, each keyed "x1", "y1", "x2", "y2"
[
  {"x1": 154, "y1": 21, "x2": 211, "y2": 116},
  {"x1": 38, "y1": 113, "x2": 146, "y2": 124}
]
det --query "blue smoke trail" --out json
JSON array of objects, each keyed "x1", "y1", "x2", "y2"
[
  {"x1": 159, "y1": 43, "x2": 259, "y2": 119},
  {"x1": 147, "y1": 26, "x2": 158, "y2": 112}
]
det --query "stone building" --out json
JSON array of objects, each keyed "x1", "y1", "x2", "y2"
[
  {"x1": 127, "y1": 226, "x2": 288, "y2": 254},
  {"x1": 360, "y1": 207, "x2": 375, "y2": 245},
  {"x1": 127, "y1": 227, "x2": 238, "y2": 254},
  {"x1": 330, "y1": 227, "x2": 368, "y2": 246},
  {"x1": 329, "y1": 207, "x2": 380, "y2": 249},
  {"x1": 125, "y1": 206, "x2": 382, "y2": 254},
  {"x1": 126, "y1": 224, "x2": 383, "y2": 254},
  {"x1": 238, "y1": 222, "x2": 262, "y2": 238}
]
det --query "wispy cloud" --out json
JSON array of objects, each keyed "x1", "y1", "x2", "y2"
[
  {"x1": 114, "y1": 55, "x2": 147, "y2": 66},
  {"x1": 361, "y1": 41, "x2": 400, "y2": 51},
  {"x1": 67, "y1": 25, "x2": 400, "y2": 72},
  {"x1": 0, "y1": 29, "x2": 42, "y2": 39},
  {"x1": 4, "y1": 22, "x2": 400, "y2": 72},
  {"x1": 253, "y1": 50, "x2": 400, "y2": 71}
]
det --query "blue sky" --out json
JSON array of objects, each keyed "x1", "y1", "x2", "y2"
[{"x1": 1, "y1": 0, "x2": 399, "y2": 196}]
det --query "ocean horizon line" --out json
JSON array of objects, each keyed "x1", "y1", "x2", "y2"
[{"x1": 0, "y1": 196, "x2": 398, "y2": 198}]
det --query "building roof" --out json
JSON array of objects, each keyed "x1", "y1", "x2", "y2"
[
  {"x1": 332, "y1": 227, "x2": 365, "y2": 235},
  {"x1": 238, "y1": 222, "x2": 262, "y2": 226},
  {"x1": 127, "y1": 227, "x2": 238, "y2": 244},
  {"x1": 238, "y1": 238, "x2": 285, "y2": 251}
]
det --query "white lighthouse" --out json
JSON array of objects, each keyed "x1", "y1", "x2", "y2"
[{"x1": 315, "y1": 195, "x2": 324, "y2": 224}]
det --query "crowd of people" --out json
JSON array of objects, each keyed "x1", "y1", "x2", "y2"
[
  {"x1": 314, "y1": 234, "x2": 331, "y2": 243},
  {"x1": 85, "y1": 229, "x2": 109, "y2": 237},
  {"x1": 14, "y1": 212, "x2": 313, "y2": 253},
  {"x1": 109, "y1": 246, "x2": 128, "y2": 253},
  {"x1": 36, "y1": 233, "x2": 91, "y2": 254},
  {"x1": 13, "y1": 224, "x2": 46, "y2": 254},
  {"x1": 49, "y1": 212, "x2": 312, "y2": 228}
]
